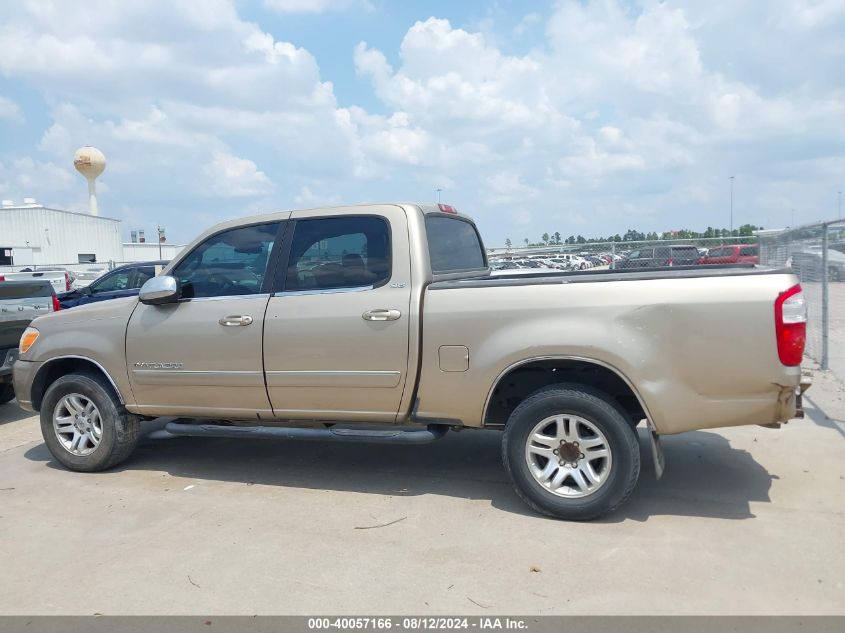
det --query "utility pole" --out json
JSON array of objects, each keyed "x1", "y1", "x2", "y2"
[
  {"x1": 729, "y1": 176, "x2": 735, "y2": 233},
  {"x1": 157, "y1": 224, "x2": 163, "y2": 260},
  {"x1": 436, "y1": 188, "x2": 442, "y2": 203}
]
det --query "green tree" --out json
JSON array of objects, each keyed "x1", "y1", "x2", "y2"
[
  {"x1": 553, "y1": 231, "x2": 561, "y2": 244},
  {"x1": 542, "y1": 232, "x2": 550, "y2": 244},
  {"x1": 505, "y1": 238, "x2": 512, "y2": 249},
  {"x1": 524, "y1": 238, "x2": 529, "y2": 247}
]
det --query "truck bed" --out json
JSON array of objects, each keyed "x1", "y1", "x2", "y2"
[{"x1": 417, "y1": 265, "x2": 801, "y2": 435}]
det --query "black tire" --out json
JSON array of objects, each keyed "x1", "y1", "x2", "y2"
[
  {"x1": 0, "y1": 383, "x2": 14, "y2": 405},
  {"x1": 40, "y1": 372, "x2": 140, "y2": 472},
  {"x1": 502, "y1": 385, "x2": 640, "y2": 521}
]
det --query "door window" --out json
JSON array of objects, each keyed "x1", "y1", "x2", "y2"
[
  {"x1": 91, "y1": 270, "x2": 131, "y2": 293},
  {"x1": 130, "y1": 266, "x2": 156, "y2": 289},
  {"x1": 173, "y1": 223, "x2": 280, "y2": 299},
  {"x1": 282, "y1": 216, "x2": 391, "y2": 291}
]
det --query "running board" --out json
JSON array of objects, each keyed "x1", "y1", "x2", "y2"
[{"x1": 164, "y1": 421, "x2": 448, "y2": 445}]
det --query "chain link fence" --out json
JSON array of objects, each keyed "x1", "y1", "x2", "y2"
[{"x1": 758, "y1": 220, "x2": 845, "y2": 378}]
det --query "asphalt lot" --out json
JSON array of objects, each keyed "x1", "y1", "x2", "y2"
[{"x1": 0, "y1": 369, "x2": 843, "y2": 615}]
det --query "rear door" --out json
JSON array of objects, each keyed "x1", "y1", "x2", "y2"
[
  {"x1": 263, "y1": 206, "x2": 412, "y2": 422},
  {"x1": 670, "y1": 246, "x2": 700, "y2": 266},
  {"x1": 738, "y1": 245, "x2": 759, "y2": 263},
  {"x1": 126, "y1": 221, "x2": 283, "y2": 418}
]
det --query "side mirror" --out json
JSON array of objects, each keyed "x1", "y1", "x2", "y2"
[{"x1": 139, "y1": 275, "x2": 180, "y2": 305}]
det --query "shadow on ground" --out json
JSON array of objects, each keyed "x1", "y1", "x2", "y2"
[
  {"x1": 0, "y1": 400, "x2": 33, "y2": 425},
  {"x1": 24, "y1": 423, "x2": 774, "y2": 522},
  {"x1": 803, "y1": 393, "x2": 845, "y2": 439}
]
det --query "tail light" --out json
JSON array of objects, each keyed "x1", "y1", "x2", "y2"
[
  {"x1": 64, "y1": 271, "x2": 71, "y2": 291},
  {"x1": 438, "y1": 203, "x2": 458, "y2": 214},
  {"x1": 52, "y1": 295, "x2": 61, "y2": 312},
  {"x1": 0, "y1": 274, "x2": 5, "y2": 281},
  {"x1": 774, "y1": 284, "x2": 806, "y2": 366},
  {"x1": 667, "y1": 257, "x2": 674, "y2": 267}
]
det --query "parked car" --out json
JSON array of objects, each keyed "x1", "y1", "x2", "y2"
[
  {"x1": 0, "y1": 280, "x2": 59, "y2": 404},
  {"x1": 70, "y1": 266, "x2": 109, "y2": 289},
  {"x1": 702, "y1": 244, "x2": 759, "y2": 265},
  {"x1": 14, "y1": 202, "x2": 808, "y2": 521},
  {"x1": 617, "y1": 245, "x2": 701, "y2": 269},
  {"x1": 0, "y1": 268, "x2": 73, "y2": 293},
  {"x1": 791, "y1": 249, "x2": 845, "y2": 282},
  {"x1": 58, "y1": 261, "x2": 167, "y2": 309}
]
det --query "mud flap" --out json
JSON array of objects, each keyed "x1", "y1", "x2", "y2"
[{"x1": 647, "y1": 419, "x2": 664, "y2": 480}]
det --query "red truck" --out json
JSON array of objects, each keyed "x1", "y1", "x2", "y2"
[{"x1": 701, "y1": 244, "x2": 759, "y2": 265}]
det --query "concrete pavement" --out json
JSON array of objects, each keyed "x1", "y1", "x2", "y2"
[{"x1": 0, "y1": 371, "x2": 843, "y2": 615}]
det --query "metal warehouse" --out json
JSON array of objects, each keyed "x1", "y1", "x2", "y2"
[{"x1": 0, "y1": 201, "x2": 123, "y2": 267}]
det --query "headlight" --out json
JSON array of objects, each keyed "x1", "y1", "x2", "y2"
[{"x1": 20, "y1": 327, "x2": 40, "y2": 354}]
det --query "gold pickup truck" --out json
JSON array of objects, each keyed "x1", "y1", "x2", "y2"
[{"x1": 13, "y1": 203, "x2": 809, "y2": 520}]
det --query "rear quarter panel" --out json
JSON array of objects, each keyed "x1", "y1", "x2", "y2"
[{"x1": 416, "y1": 272, "x2": 802, "y2": 434}]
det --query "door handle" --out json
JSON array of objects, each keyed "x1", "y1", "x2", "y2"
[
  {"x1": 219, "y1": 315, "x2": 253, "y2": 326},
  {"x1": 362, "y1": 309, "x2": 401, "y2": 322}
]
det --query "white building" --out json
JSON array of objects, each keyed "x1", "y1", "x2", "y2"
[
  {"x1": 0, "y1": 200, "x2": 187, "y2": 270},
  {"x1": 0, "y1": 200, "x2": 122, "y2": 268},
  {"x1": 121, "y1": 241, "x2": 185, "y2": 262}
]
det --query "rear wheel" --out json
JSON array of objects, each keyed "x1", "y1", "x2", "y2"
[
  {"x1": 502, "y1": 385, "x2": 640, "y2": 521},
  {"x1": 0, "y1": 383, "x2": 14, "y2": 405},
  {"x1": 40, "y1": 373, "x2": 140, "y2": 472}
]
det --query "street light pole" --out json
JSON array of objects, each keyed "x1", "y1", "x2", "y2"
[
  {"x1": 436, "y1": 188, "x2": 442, "y2": 203},
  {"x1": 729, "y1": 176, "x2": 734, "y2": 233}
]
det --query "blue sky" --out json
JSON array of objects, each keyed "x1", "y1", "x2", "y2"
[{"x1": 1, "y1": 0, "x2": 843, "y2": 246}]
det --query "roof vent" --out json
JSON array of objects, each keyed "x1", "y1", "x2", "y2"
[
  {"x1": 1, "y1": 200, "x2": 14, "y2": 207},
  {"x1": 22, "y1": 197, "x2": 37, "y2": 205}
]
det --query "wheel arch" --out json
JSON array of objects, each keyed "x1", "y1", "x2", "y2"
[
  {"x1": 482, "y1": 356, "x2": 655, "y2": 430},
  {"x1": 30, "y1": 356, "x2": 125, "y2": 412}
]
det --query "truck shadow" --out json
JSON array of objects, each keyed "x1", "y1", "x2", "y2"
[
  {"x1": 24, "y1": 425, "x2": 774, "y2": 522},
  {"x1": 0, "y1": 400, "x2": 33, "y2": 425}
]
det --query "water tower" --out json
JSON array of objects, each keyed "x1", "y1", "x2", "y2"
[{"x1": 73, "y1": 146, "x2": 106, "y2": 216}]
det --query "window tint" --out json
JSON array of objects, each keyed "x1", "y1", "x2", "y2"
[
  {"x1": 131, "y1": 266, "x2": 156, "y2": 289},
  {"x1": 174, "y1": 223, "x2": 279, "y2": 298},
  {"x1": 740, "y1": 246, "x2": 758, "y2": 256},
  {"x1": 284, "y1": 216, "x2": 390, "y2": 291},
  {"x1": 425, "y1": 215, "x2": 485, "y2": 273},
  {"x1": 91, "y1": 270, "x2": 131, "y2": 293}
]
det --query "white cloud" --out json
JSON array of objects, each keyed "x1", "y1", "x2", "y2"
[
  {"x1": 1, "y1": 0, "x2": 843, "y2": 245},
  {"x1": 0, "y1": 96, "x2": 23, "y2": 123},
  {"x1": 264, "y1": 0, "x2": 372, "y2": 14},
  {"x1": 203, "y1": 151, "x2": 274, "y2": 197}
]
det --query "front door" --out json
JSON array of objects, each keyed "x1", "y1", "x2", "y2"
[
  {"x1": 126, "y1": 221, "x2": 284, "y2": 418},
  {"x1": 263, "y1": 207, "x2": 412, "y2": 422}
]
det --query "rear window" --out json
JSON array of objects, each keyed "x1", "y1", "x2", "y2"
[
  {"x1": 739, "y1": 246, "x2": 758, "y2": 256},
  {"x1": 425, "y1": 215, "x2": 486, "y2": 273},
  {"x1": 0, "y1": 281, "x2": 53, "y2": 299},
  {"x1": 671, "y1": 246, "x2": 699, "y2": 256}
]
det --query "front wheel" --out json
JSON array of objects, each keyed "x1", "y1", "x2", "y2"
[
  {"x1": 40, "y1": 372, "x2": 141, "y2": 472},
  {"x1": 502, "y1": 385, "x2": 640, "y2": 521}
]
